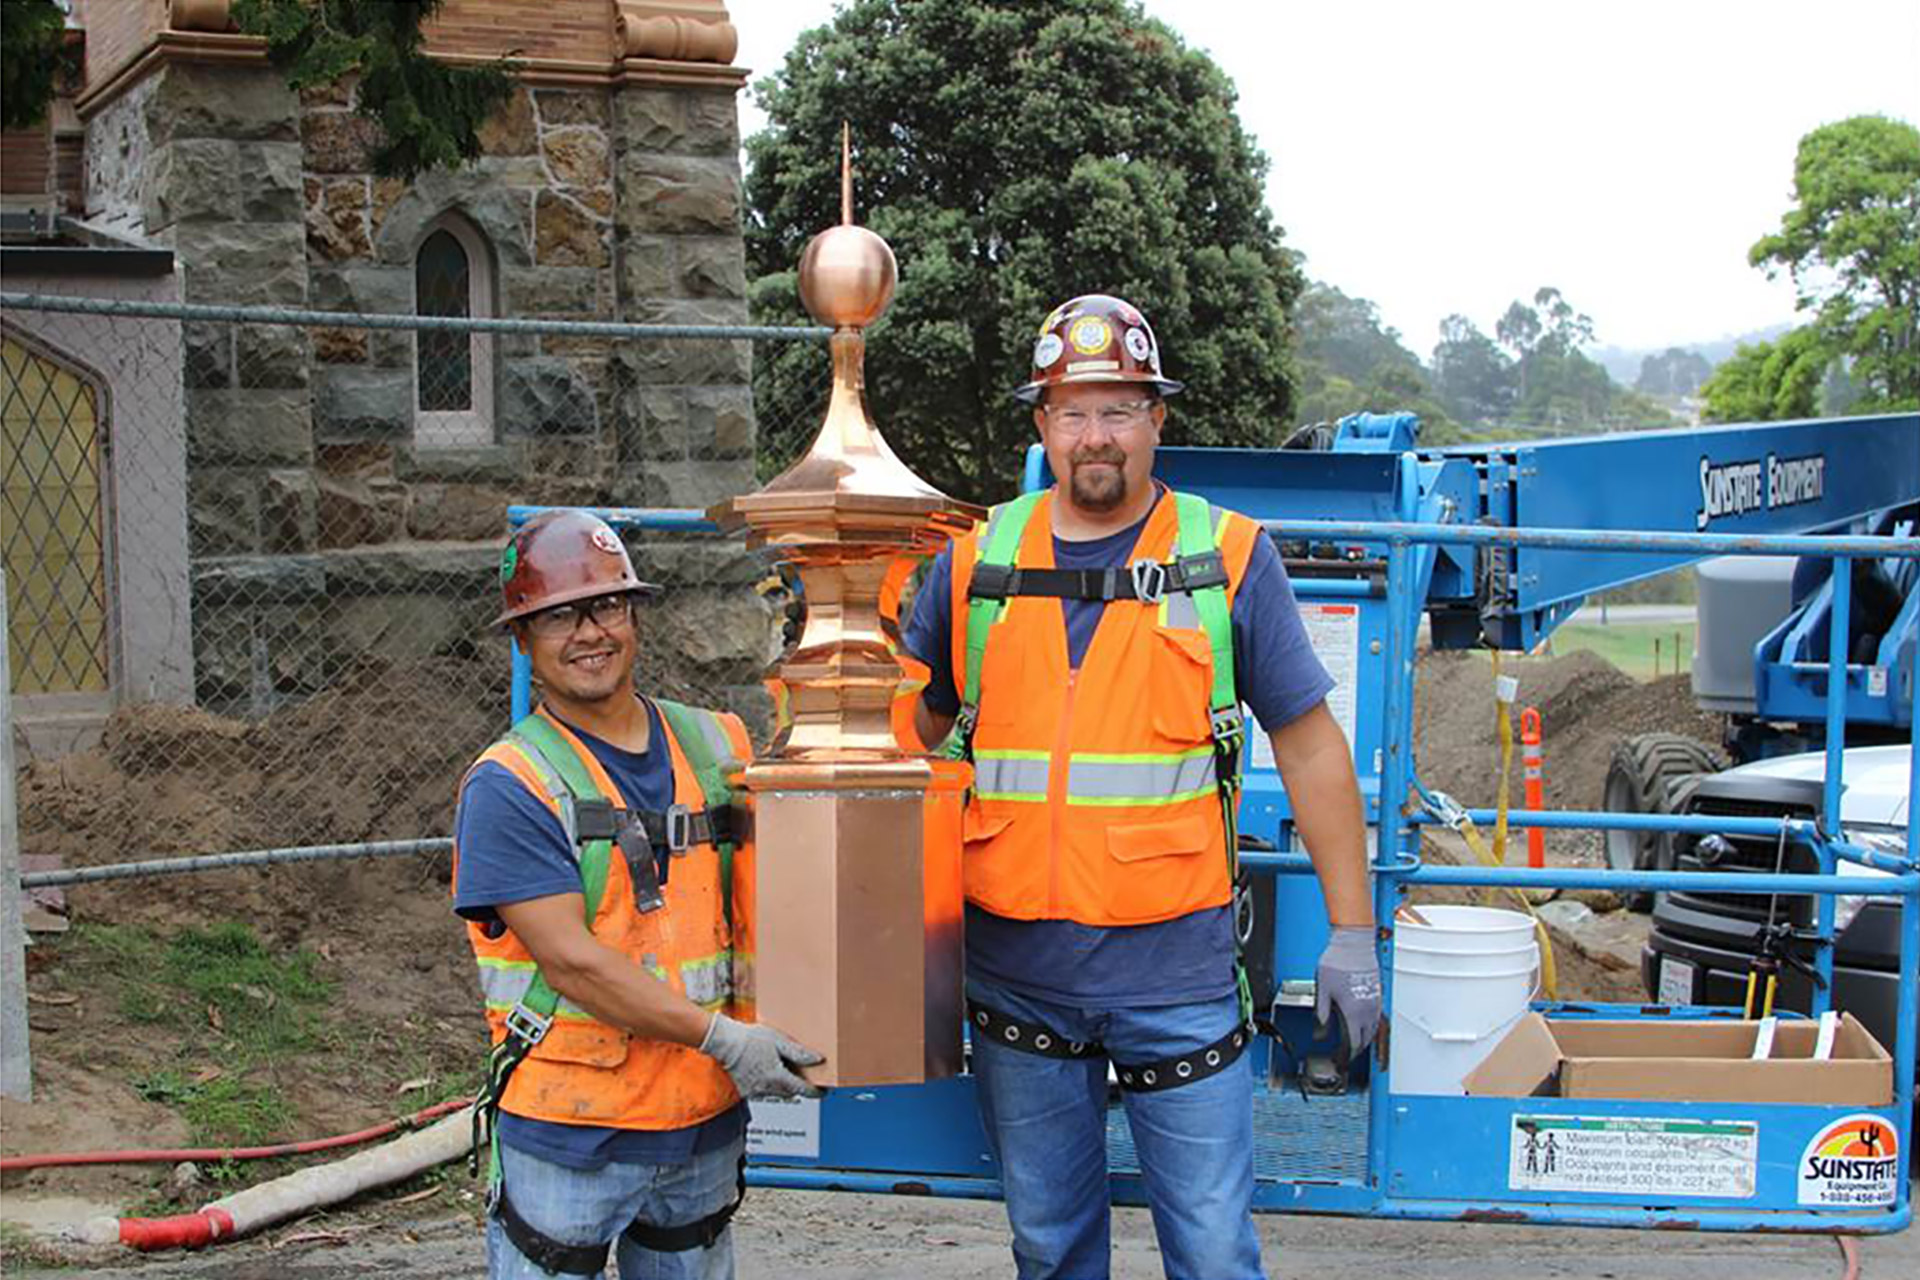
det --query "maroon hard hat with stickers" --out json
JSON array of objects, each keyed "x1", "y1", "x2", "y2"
[
  {"x1": 493, "y1": 509, "x2": 660, "y2": 628},
  {"x1": 1011, "y1": 294, "x2": 1185, "y2": 405}
]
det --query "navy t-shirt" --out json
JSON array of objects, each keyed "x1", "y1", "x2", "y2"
[
  {"x1": 453, "y1": 698, "x2": 746, "y2": 1170},
  {"x1": 903, "y1": 489, "x2": 1335, "y2": 1007}
]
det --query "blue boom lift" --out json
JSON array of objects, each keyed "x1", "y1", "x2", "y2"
[{"x1": 524, "y1": 410, "x2": 1920, "y2": 1233}]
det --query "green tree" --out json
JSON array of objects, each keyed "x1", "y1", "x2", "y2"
[
  {"x1": 1699, "y1": 327, "x2": 1827, "y2": 422},
  {"x1": 744, "y1": 0, "x2": 1302, "y2": 502},
  {"x1": 1749, "y1": 115, "x2": 1920, "y2": 409},
  {"x1": 1291, "y1": 283, "x2": 1460, "y2": 442},
  {"x1": 1431, "y1": 313, "x2": 1515, "y2": 425},
  {"x1": 232, "y1": 0, "x2": 514, "y2": 180},
  {"x1": 1635, "y1": 347, "x2": 1713, "y2": 398},
  {"x1": 1, "y1": 0, "x2": 74, "y2": 130}
]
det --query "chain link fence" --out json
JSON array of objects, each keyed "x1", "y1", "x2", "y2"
[{"x1": 2, "y1": 291, "x2": 829, "y2": 874}]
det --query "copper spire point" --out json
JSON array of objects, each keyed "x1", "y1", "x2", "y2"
[{"x1": 841, "y1": 121, "x2": 853, "y2": 226}]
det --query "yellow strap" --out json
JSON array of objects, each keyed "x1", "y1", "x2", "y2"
[{"x1": 1451, "y1": 811, "x2": 1561, "y2": 1001}]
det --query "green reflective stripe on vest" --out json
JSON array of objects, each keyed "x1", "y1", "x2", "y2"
[
  {"x1": 1064, "y1": 748, "x2": 1218, "y2": 804},
  {"x1": 972, "y1": 750, "x2": 1052, "y2": 801}
]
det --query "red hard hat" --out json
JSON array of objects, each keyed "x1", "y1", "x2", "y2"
[
  {"x1": 1011, "y1": 294, "x2": 1184, "y2": 405},
  {"x1": 493, "y1": 510, "x2": 659, "y2": 628}
]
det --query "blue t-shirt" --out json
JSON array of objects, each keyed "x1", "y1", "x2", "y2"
[
  {"x1": 903, "y1": 489, "x2": 1335, "y2": 1007},
  {"x1": 453, "y1": 698, "x2": 747, "y2": 1170}
]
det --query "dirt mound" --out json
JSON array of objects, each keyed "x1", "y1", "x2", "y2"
[{"x1": 1413, "y1": 648, "x2": 1724, "y2": 863}]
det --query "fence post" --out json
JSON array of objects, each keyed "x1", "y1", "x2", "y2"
[{"x1": 1, "y1": 564, "x2": 30, "y2": 1100}]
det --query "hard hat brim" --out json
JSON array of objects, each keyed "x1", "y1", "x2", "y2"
[{"x1": 1012, "y1": 373, "x2": 1185, "y2": 406}]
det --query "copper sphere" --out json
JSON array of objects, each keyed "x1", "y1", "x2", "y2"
[{"x1": 798, "y1": 224, "x2": 897, "y2": 329}]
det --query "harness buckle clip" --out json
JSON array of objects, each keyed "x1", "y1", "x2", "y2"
[
  {"x1": 665, "y1": 804, "x2": 693, "y2": 854},
  {"x1": 1210, "y1": 706, "x2": 1245, "y2": 750},
  {"x1": 1129, "y1": 558, "x2": 1167, "y2": 605},
  {"x1": 503, "y1": 1002, "x2": 552, "y2": 1049}
]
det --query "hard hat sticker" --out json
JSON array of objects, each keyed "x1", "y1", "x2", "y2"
[
  {"x1": 1797, "y1": 1114, "x2": 1899, "y2": 1206},
  {"x1": 1034, "y1": 333, "x2": 1064, "y2": 368},
  {"x1": 591, "y1": 527, "x2": 624, "y2": 556},
  {"x1": 498, "y1": 541, "x2": 519, "y2": 584},
  {"x1": 1124, "y1": 327, "x2": 1152, "y2": 362},
  {"x1": 1068, "y1": 316, "x2": 1112, "y2": 356}
]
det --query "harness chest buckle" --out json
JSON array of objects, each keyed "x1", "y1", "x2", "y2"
[
  {"x1": 664, "y1": 803, "x2": 693, "y2": 854},
  {"x1": 503, "y1": 1002, "x2": 552, "y2": 1048},
  {"x1": 1129, "y1": 557, "x2": 1167, "y2": 605}
]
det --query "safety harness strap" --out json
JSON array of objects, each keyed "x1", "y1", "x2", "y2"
[
  {"x1": 945, "y1": 491, "x2": 1042, "y2": 762},
  {"x1": 495, "y1": 1184, "x2": 614, "y2": 1276},
  {"x1": 968, "y1": 553, "x2": 1228, "y2": 603},
  {"x1": 622, "y1": 1154, "x2": 747, "y2": 1252},
  {"x1": 653, "y1": 698, "x2": 741, "y2": 929},
  {"x1": 966, "y1": 1000, "x2": 1253, "y2": 1093},
  {"x1": 471, "y1": 712, "x2": 615, "y2": 1180}
]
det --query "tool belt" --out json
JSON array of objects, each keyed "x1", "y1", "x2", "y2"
[
  {"x1": 967, "y1": 1000, "x2": 1251, "y2": 1093},
  {"x1": 494, "y1": 1153, "x2": 746, "y2": 1273}
]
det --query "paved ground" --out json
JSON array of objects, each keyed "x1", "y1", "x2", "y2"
[{"x1": 11, "y1": 1185, "x2": 1912, "y2": 1278}]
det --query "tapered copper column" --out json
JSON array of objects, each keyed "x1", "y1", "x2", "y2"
[{"x1": 709, "y1": 131, "x2": 984, "y2": 1085}]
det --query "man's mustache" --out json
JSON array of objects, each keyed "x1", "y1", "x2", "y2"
[{"x1": 1071, "y1": 448, "x2": 1127, "y2": 467}]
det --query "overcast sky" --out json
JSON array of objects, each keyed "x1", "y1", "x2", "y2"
[{"x1": 726, "y1": 1, "x2": 1920, "y2": 356}]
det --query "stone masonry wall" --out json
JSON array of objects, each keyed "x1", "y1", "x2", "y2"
[{"x1": 76, "y1": 60, "x2": 771, "y2": 718}]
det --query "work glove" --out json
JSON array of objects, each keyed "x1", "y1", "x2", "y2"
[
  {"x1": 1315, "y1": 926, "x2": 1382, "y2": 1061},
  {"x1": 700, "y1": 1013, "x2": 825, "y2": 1100}
]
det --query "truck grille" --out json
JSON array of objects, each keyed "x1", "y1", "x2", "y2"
[{"x1": 1670, "y1": 795, "x2": 1818, "y2": 925}]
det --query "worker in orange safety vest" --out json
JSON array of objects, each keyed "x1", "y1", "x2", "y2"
[
  {"x1": 902, "y1": 295, "x2": 1379, "y2": 1280},
  {"x1": 453, "y1": 509, "x2": 822, "y2": 1280}
]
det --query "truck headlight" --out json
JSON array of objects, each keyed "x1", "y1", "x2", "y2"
[{"x1": 1833, "y1": 828, "x2": 1906, "y2": 932}]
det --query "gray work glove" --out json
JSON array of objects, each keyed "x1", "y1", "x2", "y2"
[
  {"x1": 700, "y1": 1013, "x2": 825, "y2": 1100},
  {"x1": 1315, "y1": 926, "x2": 1382, "y2": 1059}
]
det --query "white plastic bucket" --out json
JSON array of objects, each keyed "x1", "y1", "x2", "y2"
[{"x1": 1390, "y1": 906, "x2": 1540, "y2": 1095}]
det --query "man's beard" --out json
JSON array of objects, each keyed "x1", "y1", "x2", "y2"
[{"x1": 1068, "y1": 448, "x2": 1128, "y2": 512}]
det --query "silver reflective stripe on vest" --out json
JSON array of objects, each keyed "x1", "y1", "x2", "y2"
[
  {"x1": 683, "y1": 710, "x2": 739, "y2": 777},
  {"x1": 1161, "y1": 588, "x2": 1200, "y2": 630},
  {"x1": 1066, "y1": 748, "x2": 1218, "y2": 807},
  {"x1": 477, "y1": 958, "x2": 593, "y2": 1021},
  {"x1": 973, "y1": 751, "x2": 1051, "y2": 802},
  {"x1": 680, "y1": 952, "x2": 733, "y2": 1010}
]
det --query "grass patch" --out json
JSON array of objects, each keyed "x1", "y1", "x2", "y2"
[
  {"x1": 56, "y1": 921, "x2": 333, "y2": 1144},
  {"x1": 1531, "y1": 620, "x2": 1696, "y2": 681},
  {"x1": 131, "y1": 1069, "x2": 291, "y2": 1147}
]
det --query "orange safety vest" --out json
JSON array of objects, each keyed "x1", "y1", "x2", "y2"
[
  {"x1": 454, "y1": 702, "x2": 754, "y2": 1132},
  {"x1": 948, "y1": 488, "x2": 1261, "y2": 926}
]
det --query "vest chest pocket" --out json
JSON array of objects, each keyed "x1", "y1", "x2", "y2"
[
  {"x1": 1103, "y1": 812, "x2": 1217, "y2": 921},
  {"x1": 1149, "y1": 623, "x2": 1215, "y2": 742},
  {"x1": 529, "y1": 1019, "x2": 630, "y2": 1069}
]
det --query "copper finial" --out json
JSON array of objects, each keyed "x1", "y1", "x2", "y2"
[{"x1": 841, "y1": 121, "x2": 853, "y2": 226}]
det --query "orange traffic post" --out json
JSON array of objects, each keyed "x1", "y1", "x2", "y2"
[{"x1": 1519, "y1": 706, "x2": 1546, "y2": 868}]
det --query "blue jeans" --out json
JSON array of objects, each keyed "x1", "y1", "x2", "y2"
[
  {"x1": 487, "y1": 1136, "x2": 742, "y2": 1280},
  {"x1": 969, "y1": 978, "x2": 1264, "y2": 1280}
]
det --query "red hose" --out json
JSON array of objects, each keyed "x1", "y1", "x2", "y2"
[
  {"x1": 114, "y1": 1208, "x2": 237, "y2": 1250},
  {"x1": 0, "y1": 1097, "x2": 472, "y2": 1172}
]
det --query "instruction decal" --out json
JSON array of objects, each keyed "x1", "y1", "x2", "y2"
[
  {"x1": 747, "y1": 1096, "x2": 822, "y2": 1159},
  {"x1": 1797, "y1": 1114, "x2": 1899, "y2": 1207},
  {"x1": 1300, "y1": 603, "x2": 1361, "y2": 748},
  {"x1": 1508, "y1": 1115, "x2": 1757, "y2": 1198}
]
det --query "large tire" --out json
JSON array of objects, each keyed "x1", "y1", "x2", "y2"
[{"x1": 1601, "y1": 733, "x2": 1721, "y2": 912}]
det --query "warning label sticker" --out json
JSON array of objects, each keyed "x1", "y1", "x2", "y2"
[
  {"x1": 1508, "y1": 1115, "x2": 1757, "y2": 1199},
  {"x1": 747, "y1": 1096, "x2": 821, "y2": 1159},
  {"x1": 1299, "y1": 603, "x2": 1360, "y2": 747},
  {"x1": 1797, "y1": 1114, "x2": 1900, "y2": 1207}
]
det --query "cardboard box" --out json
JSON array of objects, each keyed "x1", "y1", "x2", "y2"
[{"x1": 1463, "y1": 1013, "x2": 1892, "y2": 1106}]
